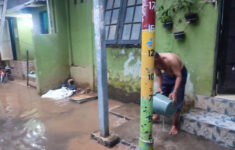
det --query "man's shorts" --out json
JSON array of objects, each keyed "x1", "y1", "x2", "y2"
[{"x1": 161, "y1": 66, "x2": 187, "y2": 112}]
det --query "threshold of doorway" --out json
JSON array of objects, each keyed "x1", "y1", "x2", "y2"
[{"x1": 215, "y1": 94, "x2": 235, "y2": 101}]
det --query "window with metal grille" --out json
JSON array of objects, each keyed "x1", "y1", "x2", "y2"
[{"x1": 105, "y1": 0, "x2": 142, "y2": 47}]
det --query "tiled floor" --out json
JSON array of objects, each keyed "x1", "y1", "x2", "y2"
[
  {"x1": 216, "y1": 95, "x2": 235, "y2": 101},
  {"x1": 111, "y1": 104, "x2": 233, "y2": 150}
]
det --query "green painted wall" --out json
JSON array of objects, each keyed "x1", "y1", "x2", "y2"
[
  {"x1": 106, "y1": 48, "x2": 141, "y2": 103},
  {"x1": 66, "y1": 0, "x2": 141, "y2": 100},
  {"x1": 67, "y1": 0, "x2": 219, "y2": 102},
  {"x1": 155, "y1": 0, "x2": 219, "y2": 96},
  {"x1": 104, "y1": 0, "x2": 220, "y2": 101},
  {"x1": 8, "y1": 7, "x2": 46, "y2": 61},
  {"x1": 68, "y1": 0, "x2": 95, "y2": 88},
  {"x1": 69, "y1": 0, "x2": 94, "y2": 66},
  {"x1": 34, "y1": 0, "x2": 70, "y2": 94},
  {"x1": 16, "y1": 15, "x2": 34, "y2": 60},
  {"x1": 107, "y1": 48, "x2": 141, "y2": 93},
  {"x1": 32, "y1": 0, "x2": 219, "y2": 98}
]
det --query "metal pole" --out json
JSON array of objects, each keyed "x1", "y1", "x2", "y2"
[
  {"x1": 93, "y1": 0, "x2": 109, "y2": 137},
  {"x1": 26, "y1": 50, "x2": 29, "y2": 86},
  {"x1": 139, "y1": 0, "x2": 156, "y2": 149}
]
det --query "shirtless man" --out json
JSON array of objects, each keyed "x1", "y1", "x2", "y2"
[{"x1": 152, "y1": 52, "x2": 187, "y2": 135}]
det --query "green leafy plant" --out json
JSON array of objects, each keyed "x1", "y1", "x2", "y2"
[
  {"x1": 157, "y1": 5, "x2": 174, "y2": 23},
  {"x1": 174, "y1": 0, "x2": 199, "y2": 24},
  {"x1": 173, "y1": 0, "x2": 196, "y2": 13}
]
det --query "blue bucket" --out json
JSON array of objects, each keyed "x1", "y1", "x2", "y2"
[{"x1": 152, "y1": 92, "x2": 177, "y2": 117}]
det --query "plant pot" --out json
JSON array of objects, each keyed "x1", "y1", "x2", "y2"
[
  {"x1": 162, "y1": 21, "x2": 173, "y2": 29},
  {"x1": 174, "y1": 31, "x2": 185, "y2": 40},
  {"x1": 184, "y1": 13, "x2": 199, "y2": 24}
]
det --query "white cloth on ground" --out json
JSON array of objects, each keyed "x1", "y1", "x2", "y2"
[{"x1": 41, "y1": 87, "x2": 75, "y2": 100}]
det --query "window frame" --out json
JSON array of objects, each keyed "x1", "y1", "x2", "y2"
[
  {"x1": 104, "y1": 0, "x2": 142, "y2": 47},
  {"x1": 104, "y1": 0, "x2": 123, "y2": 45},
  {"x1": 118, "y1": 0, "x2": 142, "y2": 45}
]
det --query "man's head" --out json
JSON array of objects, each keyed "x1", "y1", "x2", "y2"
[
  {"x1": 154, "y1": 52, "x2": 161, "y2": 62},
  {"x1": 154, "y1": 52, "x2": 163, "y2": 66},
  {"x1": 154, "y1": 52, "x2": 160, "y2": 59}
]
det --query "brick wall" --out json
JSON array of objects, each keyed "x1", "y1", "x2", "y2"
[{"x1": 10, "y1": 60, "x2": 35, "y2": 79}]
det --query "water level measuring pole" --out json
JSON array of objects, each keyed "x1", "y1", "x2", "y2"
[{"x1": 139, "y1": 0, "x2": 156, "y2": 149}]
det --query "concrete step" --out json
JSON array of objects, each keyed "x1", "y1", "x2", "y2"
[
  {"x1": 180, "y1": 109, "x2": 235, "y2": 148},
  {"x1": 195, "y1": 95, "x2": 235, "y2": 116}
]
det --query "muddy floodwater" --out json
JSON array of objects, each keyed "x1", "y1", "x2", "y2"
[
  {"x1": 0, "y1": 82, "x2": 128, "y2": 150},
  {"x1": 0, "y1": 82, "x2": 233, "y2": 150}
]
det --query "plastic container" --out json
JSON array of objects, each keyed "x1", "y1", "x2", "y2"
[{"x1": 152, "y1": 92, "x2": 177, "y2": 117}]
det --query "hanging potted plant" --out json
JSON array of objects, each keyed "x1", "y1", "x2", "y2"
[
  {"x1": 175, "y1": 0, "x2": 199, "y2": 24},
  {"x1": 184, "y1": 13, "x2": 198, "y2": 24},
  {"x1": 173, "y1": 18, "x2": 186, "y2": 40},
  {"x1": 174, "y1": 31, "x2": 185, "y2": 40},
  {"x1": 157, "y1": 5, "x2": 174, "y2": 30}
]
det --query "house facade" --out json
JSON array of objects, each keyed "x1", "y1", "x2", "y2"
[
  {"x1": 2, "y1": 0, "x2": 234, "y2": 102},
  {"x1": 1, "y1": 0, "x2": 235, "y2": 148}
]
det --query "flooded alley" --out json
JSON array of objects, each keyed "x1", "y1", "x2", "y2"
[
  {"x1": 1, "y1": 0, "x2": 235, "y2": 150},
  {"x1": 0, "y1": 81, "x2": 130, "y2": 150},
  {"x1": 0, "y1": 81, "x2": 233, "y2": 150}
]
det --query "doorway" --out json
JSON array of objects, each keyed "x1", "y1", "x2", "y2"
[
  {"x1": 8, "y1": 17, "x2": 17, "y2": 60},
  {"x1": 217, "y1": 0, "x2": 235, "y2": 94}
]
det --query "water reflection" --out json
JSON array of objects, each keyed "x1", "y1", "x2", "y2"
[
  {"x1": 0, "y1": 83, "x2": 106, "y2": 150},
  {"x1": 0, "y1": 93, "x2": 45, "y2": 149},
  {"x1": 0, "y1": 118, "x2": 46, "y2": 150}
]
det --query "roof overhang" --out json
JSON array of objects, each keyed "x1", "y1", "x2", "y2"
[{"x1": 6, "y1": 0, "x2": 46, "y2": 16}]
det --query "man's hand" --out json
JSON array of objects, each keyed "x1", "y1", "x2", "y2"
[
  {"x1": 169, "y1": 92, "x2": 177, "y2": 104},
  {"x1": 157, "y1": 88, "x2": 163, "y2": 94}
]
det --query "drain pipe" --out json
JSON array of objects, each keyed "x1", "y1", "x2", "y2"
[
  {"x1": 93, "y1": 0, "x2": 109, "y2": 137},
  {"x1": 139, "y1": 0, "x2": 156, "y2": 149}
]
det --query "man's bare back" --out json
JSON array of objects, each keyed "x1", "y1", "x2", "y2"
[{"x1": 154, "y1": 52, "x2": 184, "y2": 75}]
